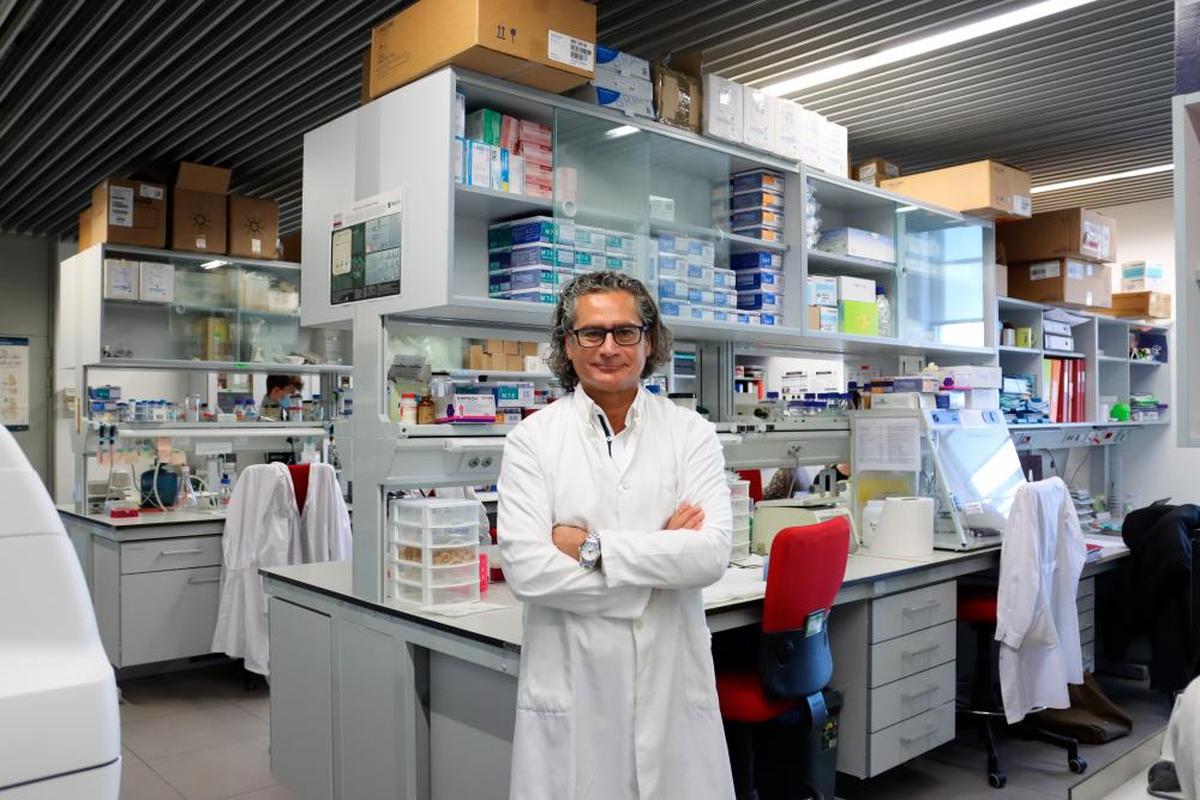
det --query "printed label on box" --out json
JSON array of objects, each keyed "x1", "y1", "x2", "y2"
[
  {"x1": 1012, "y1": 194, "x2": 1031, "y2": 216},
  {"x1": 548, "y1": 30, "x2": 595, "y2": 71},
  {"x1": 1029, "y1": 261, "x2": 1060, "y2": 280},
  {"x1": 1067, "y1": 261, "x2": 1084, "y2": 279},
  {"x1": 1082, "y1": 220, "x2": 1111, "y2": 260},
  {"x1": 139, "y1": 183, "x2": 164, "y2": 200},
  {"x1": 251, "y1": 237, "x2": 262, "y2": 255},
  {"x1": 109, "y1": 185, "x2": 134, "y2": 227}
]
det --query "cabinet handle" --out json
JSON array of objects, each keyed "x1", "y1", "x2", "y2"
[
  {"x1": 901, "y1": 684, "x2": 939, "y2": 704},
  {"x1": 161, "y1": 547, "x2": 205, "y2": 556},
  {"x1": 901, "y1": 643, "x2": 940, "y2": 659},
  {"x1": 902, "y1": 600, "x2": 940, "y2": 615},
  {"x1": 900, "y1": 726, "x2": 939, "y2": 746},
  {"x1": 187, "y1": 576, "x2": 221, "y2": 585}
]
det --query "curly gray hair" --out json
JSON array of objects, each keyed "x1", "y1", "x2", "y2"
[{"x1": 547, "y1": 271, "x2": 674, "y2": 391}]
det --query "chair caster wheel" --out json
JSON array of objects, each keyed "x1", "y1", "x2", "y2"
[
  {"x1": 1069, "y1": 756, "x2": 1087, "y2": 774},
  {"x1": 988, "y1": 771, "x2": 1007, "y2": 789}
]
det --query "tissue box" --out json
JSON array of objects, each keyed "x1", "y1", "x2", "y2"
[
  {"x1": 1121, "y1": 261, "x2": 1168, "y2": 292},
  {"x1": 807, "y1": 275, "x2": 838, "y2": 306},
  {"x1": 703, "y1": 74, "x2": 743, "y2": 143}
]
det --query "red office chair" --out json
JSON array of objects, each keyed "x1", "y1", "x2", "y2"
[
  {"x1": 958, "y1": 584, "x2": 1087, "y2": 788},
  {"x1": 716, "y1": 518, "x2": 851, "y2": 800}
]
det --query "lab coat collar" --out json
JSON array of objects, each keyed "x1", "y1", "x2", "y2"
[{"x1": 571, "y1": 384, "x2": 647, "y2": 433}]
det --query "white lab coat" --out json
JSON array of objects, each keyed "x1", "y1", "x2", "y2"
[
  {"x1": 212, "y1": 463, "x2": 351, "y2": 676},
  {"x1": 498, "y1": 388, "x2": 735, "y2": 800},
  {"x1": 995, "y1": 477, "x2": 1085, "y2": 723}
]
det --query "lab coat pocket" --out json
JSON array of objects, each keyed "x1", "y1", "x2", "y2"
[
  {"x1": 516, "y1": 615, "x2": 573, "y2": 714},
  {"x1": 684, "y1": 620, "x2": 721, "y2": 710}
]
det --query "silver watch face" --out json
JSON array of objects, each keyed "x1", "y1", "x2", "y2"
[{"x1": 580, "y1": 536, "x2": 600, "y2": 567}]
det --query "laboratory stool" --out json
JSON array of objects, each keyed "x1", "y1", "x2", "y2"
[
  {"x1": 716, "y1": 518, "x2": 851, "y2": 800},
  {"x1": 957, "y1": 584, "x2": 1087, "y2": 789}
]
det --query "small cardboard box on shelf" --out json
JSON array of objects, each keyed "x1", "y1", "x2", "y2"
[
  {"x1": 1006, "y1": 259, "x2": 1112, "y2": 309},
  {"x1": 997, "y1": 207, "x2": 1117, "y2": 264},
  {"x1": 90, "y1": 178, "x2": 167, "y2": 248},
  {"x1": 172, "y1": 162, "x2": 230, "y2": 255},
  {"x1": 881, "y1": 160, "x2": 1031, "y2": 219},
  {"x1": 228, "y1": 196, "x2": 279, "y2": 259}
]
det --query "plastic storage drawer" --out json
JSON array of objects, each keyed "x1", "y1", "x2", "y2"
[
  {"x1": 389, "y1": 579, "x2": 480, "y2": 607},
  {"x1": 392, "y1": 498, "x2": 479, "y2": 528}
]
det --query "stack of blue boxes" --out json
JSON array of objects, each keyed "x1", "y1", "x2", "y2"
[{"x1": 728, "y1": 168, "x2": 785, "y2": 326}]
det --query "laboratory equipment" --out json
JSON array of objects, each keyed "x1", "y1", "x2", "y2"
[
  {"x1": 751, "y1": 498, "x2": 854, "y2": 556},
  {"x1": 140, "y1": 463, "x2": 181, "y2": 509},
  {"x1": 0, "y1": 426, "x2": 121, "y2": 797}
]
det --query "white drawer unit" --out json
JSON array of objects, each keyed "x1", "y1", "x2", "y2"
[
  {"x1": 1077, "y1": 577, "x2": 1095, "y2": 599},
  {"x1": 121, "y1": 566, "x2": 223, "y2": 666},
  {"x1": 830, "y1": 579, "x2": 958, "y2": 778},
  {"x1": 869, "y1": 620, "x2": 956, "y2": 687},
  {"x1": 1078, "y1": 607, "x2": 1095, "y2": 636},
  {"x1": 867, "y1": 702, "x2": 956, "y2": 776},
  {"x1": 869, "y1": 662, "x2": 956, "y2": 732},
  {"x1": 1082, "y1": 641, "x2": 1096, "y2": 673},
  {"x1": 1077, "y1": 591, "x2": 1096, "y2": 613},
  {"x1": 121, "y1": 535, "x2": 223, "y2": 573},
  {"x1": 870, "y1": 581, "x2": 956, "y2": 643}
]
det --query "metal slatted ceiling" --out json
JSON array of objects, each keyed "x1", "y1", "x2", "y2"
[
  {"x1": 0, "y1": 0, "x2": 416, "y2": 237},
  {"x1": 598, "y1": 0, "x2": 1175, "y2": 213},
  {"x1": 0, "y1": 0, "x2": 1173, "y2": 236}
]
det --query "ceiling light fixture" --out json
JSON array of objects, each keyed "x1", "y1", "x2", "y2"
[
  {"x1": 761, "y1": 0, "x2": 1100, "y2": 96},
  {"x1": 200, "y1": 260, "x2": 228, "y2": 270},
  {"x1": 1030, "y1": 163, "x2": 1174, "y2": 194},
  {"x1": 605, "y1": 125, "x2": 640, "y2": 139}
]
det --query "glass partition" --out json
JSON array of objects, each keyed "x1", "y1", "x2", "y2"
[{"x1": 895, "y1": 207, "x2": 985, "y2": 348}]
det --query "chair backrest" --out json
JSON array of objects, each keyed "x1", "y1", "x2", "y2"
[
  {"x1": 288, "y1": 463, "x2": 310, "y2": 514},
  {"x1": 759, "y1": 517, "x2": 851, "y2": 698}
]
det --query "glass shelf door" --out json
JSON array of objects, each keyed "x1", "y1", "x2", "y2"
[{"x1": 896, "y1": 207, "x2": 985, "y2": 348}]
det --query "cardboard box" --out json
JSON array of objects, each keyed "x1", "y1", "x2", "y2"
[
  {"x1": 807, "y1": 305, "x2": 837, "y2": 332},
  {"x1": 506, "y1": 353, "x2": 525, "y2": 371},
  {"x1": 90, "y1": 178, "x2": 167, "y2": 248},
  {"x1": 1120, "y1": 260, "x2": 1169, "y2": 292},
  {"x1": 368, "y1": 0, "x2": 596, "y2": 101},
  {"x1": 227, "y1": 196, "x2": 279, "y2": 259},
  {"x1": 995, "y1": 262, "x2": 1008, "y2": 297},
  {"x1": 468, "y1": 344, "x2": 486, "y2": 369},
  {"x1": 997, "y1": 208, "x2": 1117, "y2": 263},
  {"x1": 279, "y1": 231, "x2": 301, "y2": 263},
  {"x1": 702, "y1": 74, "x2": 743, "y2": 143},
  {"x1": 653, "y1": 63, "x2": 701, "y2": 132},
  {"x1": 1006, "y1": 259, "x2": 1112, "y2": 309},
  {"x1": 361, "y1": 48, "x2": 372, "y2": 105},
  {"x1": 1097, "y1": 291, "x2": 1172, "y2": 319},
  {"x1": 519, "y1": 340, "x2": 540, "y2": 356},
  {"x1": 78, "y1": 207, "x2": 94, "y2": 250},
  {"x1": 172, "y1": 162, "x2": 230, "y2": 254},
  {"x1": 816, "y1": 228, "x2": 895, "y2": 264},
  {"x1": 836, "y1": 275, "x2": 876, "y2": 305},
  {"x1": 139, "y1": 261, "x2": 175, "y2": 303},
  {"x1": 807, "y1": 275, "x2": 837, "y2": 306},
  {"x1": 854, "y1": 158, "x2": 900, "y2": 187},
  {"x1": 103, "y1": 258, "x2": 139, "y2": 300},
  {"x1": 880, "y1": 160, "x2": 1032, "y2": 219}
]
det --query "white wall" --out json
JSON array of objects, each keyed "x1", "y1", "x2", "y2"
[{"x1": 1093, "y1": 198, "x2": 1200, "y2": 506}]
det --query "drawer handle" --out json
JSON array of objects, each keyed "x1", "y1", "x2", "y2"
[
  {"x1": 902, "y1": 599, "x2": 940, "y2": 615},
  {"x1": 901, "y1": 684, "x2": 939, "y2": 704},
  {"x1": 187, "y1": 576, "x2": 221, "y2": 585},
  {"x1": 161, "y1": 547, "x2": 205, "y2": 556},
  {"x1": 901, "y1": 643, "x2": 940, "y2": 659},
  {"x1": 900, "y1": 725, "x2": 939, "y2": 746}
]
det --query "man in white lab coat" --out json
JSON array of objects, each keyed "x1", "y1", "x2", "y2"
[{"x1": 498, "y1": 271, "x2": 736, "y2": 800}]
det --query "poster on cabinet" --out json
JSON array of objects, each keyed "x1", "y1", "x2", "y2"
[
  {"x1": 330, "y1": 190, "x2": 402, "y2": 305},
  {"x1": 0, "y1": 337, "x2": 30, "y2": 430}
]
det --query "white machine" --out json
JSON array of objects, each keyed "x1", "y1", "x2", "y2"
[
  {"x1": 0, "y1": 428, "x2": 120, "y2": 797},
  {"x1": 752, "y1": 497, "x2": 855, "y2": 556}
]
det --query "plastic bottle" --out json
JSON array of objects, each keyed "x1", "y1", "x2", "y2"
[
  {"x1": 234, "y1": 399, "x2": 246, "y2": 422},
  {"x1": 219, "y1": 472, "x2": 233, "y2": 507},
  {"x1": 399, "y1": 393, "x2": 418, "y2": 424},
  {"x1": 875, "y1": 286, "x2": 893, "y2": 337},
  {"x1": 245, "y1": 398, "x2": 259, "y2": 422}
]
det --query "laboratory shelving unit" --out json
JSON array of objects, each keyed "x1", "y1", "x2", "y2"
[{"x1": 55, "y1": 242, "x2": 353, "y2": 507}]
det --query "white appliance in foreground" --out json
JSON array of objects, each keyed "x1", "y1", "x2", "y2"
[{"x1": 0, "y1": 428, "x2": 120, "y2": 797}]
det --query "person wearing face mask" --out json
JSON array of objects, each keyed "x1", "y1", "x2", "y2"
[{"x1": 497, "y1": 271, "x2": 735, "y2": 800}]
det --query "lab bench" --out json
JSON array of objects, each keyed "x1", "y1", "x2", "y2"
[
  {"x1": 261, "y1": 542, "x2": 1128, "y2": 800},
  {"x1": 58, "y1": 504, "x2": 227, "y2": 670}
]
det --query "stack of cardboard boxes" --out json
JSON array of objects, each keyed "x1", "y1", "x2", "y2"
[
  {"x1": 997, "y1": 208, "x2": 1116, "y2": 311},
  {"x1": 465, "y1": 339, "x2": 547, "y2": 374},
  {"x1": 79, "y1": 162, "x2": 281, "y2": 260}
]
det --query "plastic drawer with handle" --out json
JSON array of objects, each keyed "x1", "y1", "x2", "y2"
[
  {"x1": 120, "y1": 566, "x2": 222, "y2": 666},
  {"x1": 869, "y1": 620, "x2": 956, "y2": 687},
  {"x1": 867, "y1": 701, "x2": 955, "y2": 776},
  {"x1": 870, "y1": 581, "x2": 956, "y2": 643},
  {"x1": 121, "y1": 535, "x2": 223, "y2": 574},
  {"x1": 869, "y1": 662, "x2": 957, "y2": 732}
]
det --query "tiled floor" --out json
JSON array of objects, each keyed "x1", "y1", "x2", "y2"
[
  {"x1": 119, "y1": 666, "x2": 1169, "y2": 799},
  {"x1": 118, "y1": 663, "x2": 297, "y2": 800}
]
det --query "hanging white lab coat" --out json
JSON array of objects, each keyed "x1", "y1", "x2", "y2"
[
  {"x1": 212, "y1": 463, "x2": 295, "y2": 677},
  {"x1": 291, "y1": 462, "x2": 352, "y2": 564},
  {"x1": 498, "y1": 388, "x2": 735, "y2": 800},
  {"x1": 213, "y1": 463, "x2": 352, "y2": 676},
  {"x1": 995, "y1": 477, "x2": 1086, "y2": 723}
]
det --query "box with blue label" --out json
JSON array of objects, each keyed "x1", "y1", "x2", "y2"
[
  {"x1": 590, "y1": 70, "x2": 653, "y2": 100},
  {"x1": 495, "y1": 288, "x2": 558, "y2": 304},
  {"x1": 732, "y1": 225, "x2": 784, "y2": 243},
  {"x1": 686, "y1": 238, "x2": 716, "y2": 265},
  {"x1": 807, "y1": 275, "x2": 838, "y2": 307},
  {"x1": 735, "y1": 268, "x2": 783, "y2": 291},
  {"x1": 1121, "y1": 260, "x2": 1168, "y2": 292},
  {"x1": 759, "y1": 312, "x2": 783, "y2": 327},
  {"x1": 509, "y1": 216, "x2": 575, "y2": 247},
  {"x1": 658, "y1": 279, "x2": 692, "y2": 301},
  {"x1": 570, "y1": 84, "x2": 654, "y2": 118},
  {"x1": 492, "y1": 244, "x2": 575, "y2": 270},
  {"x1": 488, "y1": 267, "x2": 560, "y2": 293},
  {"x1": 605, "y1": 231, "x2": 637, "y2": 255},
  {"x1": 688, "y1": 287, "x2": 738, "y2": 307},
  {"x1": 655, "y1": 233, "x2": 688, "y2": 255},
  {"x1": 658, "y1": 298, "x2": 691, "y2": 318},
  {"x1": 730, "y1": 168, "x2": 786, "y2": 194},
  {"x1": 574, "y1": 224, "x2": 607, "y2": 251},
  {"x1": 731, "y1": 208, "x2": 784, "y2": 229},
  {"x1": 730, "y1": 250, "x2": 783, "y2": 270},
  {"x1": 731, "y1": 189, "x2": 784, "y2": 211},
  {"x1": 712, "y1": 268, "x2": 738, "y2": 290},
  {"x1": 595, "y1": 45, "x2": 651, "y2": 80},
  {"x1": 735, "y1": 310, "x2": 761, "y2": 325},
  {"x1": 738, "y1": 290, "x2": 781, "y2": 311},
  {"x1": 815, "y1": 228, "x2": 895, "y2": 264},
  {"x1": 655, "y1": 252, "x2": 686, "y2": 279}
]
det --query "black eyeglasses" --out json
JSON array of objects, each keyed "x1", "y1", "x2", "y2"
[{"x1": 569, "y1": 325, "x2": 648, "y2": 348}]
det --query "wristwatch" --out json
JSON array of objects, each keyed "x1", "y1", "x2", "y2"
[{"x1": 579, "y1": 531, "x2": 602, "y2": 570}]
